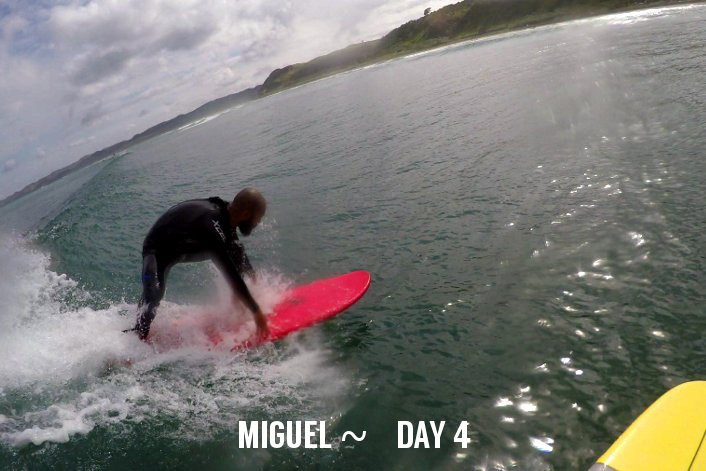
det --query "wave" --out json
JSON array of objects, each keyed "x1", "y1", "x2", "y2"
[{"x1": 0, "y1": 235, "x2": 348, "y2": 448}]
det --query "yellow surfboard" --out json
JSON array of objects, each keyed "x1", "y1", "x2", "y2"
[{"x1": 591, "y1": 381, "x2": 706, "y2": 471}]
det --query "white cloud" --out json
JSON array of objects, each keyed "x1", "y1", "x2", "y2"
[
  {"x1": 0, "y1": 0, "x2": 455, "y2": 198},
  {"x1": 2, "y1": 159, "x2": 17, "y2": 173}
]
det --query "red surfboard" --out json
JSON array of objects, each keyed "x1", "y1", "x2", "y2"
[{"x1": 147, "y1": 271, "x2": 371, "y2": 351}]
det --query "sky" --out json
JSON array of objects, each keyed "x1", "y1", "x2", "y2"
[{"x1": 0, "y1": 0, "x2": 454, "y2": 199}]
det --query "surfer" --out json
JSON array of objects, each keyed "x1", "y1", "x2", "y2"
[{"x1": 125, "y1": 188, "x2": 269, "y2": 340}]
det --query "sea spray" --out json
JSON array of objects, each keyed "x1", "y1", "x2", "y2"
[{"x1": 0, "y1": 235, "x2": 348, "y2": 448}]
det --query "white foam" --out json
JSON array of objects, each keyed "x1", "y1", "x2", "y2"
[
  {"x1": 603, "y1": 4, "x2": 702, "y2": 25},
  {"x1": 5, "y1": 393, "x2": 132, "y2": 446},
  {"x1": 0, "y1": 235, "x2": 349, "y2": 447}
]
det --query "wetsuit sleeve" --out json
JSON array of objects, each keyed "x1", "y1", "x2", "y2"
[
  {"x1": 201, "y1": 204, "x2": 259, "y2": 313},
  {"x1": 227, "y1": 239, "x2": 254, "y2": 278},
  {"x1": 213, "y1": 250, "x2": 261, "y2": 314}
]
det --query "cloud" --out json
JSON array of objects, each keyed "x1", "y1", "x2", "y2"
[
  {"x1": 80, "y1": 101, "x2": 106, "y2": 127},
  {"x1": 2, "y1": 159, "x2": 17, "y2": 173},
  {"x1": 155, "y1": 22, "x2": 214, "y2": 52},
  {"x1": 70, "y1": 47, "x2": 134, "y2": 86},
  {"x1": 50, "y1": 0, "x2": 222, "y2": 87},
  {"x1": 0, "y1": 0, "x2": 455, "y2": 198}
]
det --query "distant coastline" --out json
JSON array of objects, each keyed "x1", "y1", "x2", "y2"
[{"x1": 0, "y1": 0, "x2": 697, "y2": 208}]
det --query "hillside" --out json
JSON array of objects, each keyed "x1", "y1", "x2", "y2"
[
  {"x1": 0, "y1": 86, "x2": 260, "y2": 208},
  {"x1": 260, "y1": 0, "x2": 691, "y2": 94},
  {"x1": 0, "y1": 0, "x2": 692, "y2": 208}
]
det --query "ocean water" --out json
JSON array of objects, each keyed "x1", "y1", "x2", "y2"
[{"x1": 1, "y1": 5, "x2": 705, "y2": 470}]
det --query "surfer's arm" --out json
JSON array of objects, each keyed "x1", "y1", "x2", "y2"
[
  {"x1": 212, "y1": 251, "x2": 269, "y2": 338},
  {"x1": 239, "y1": 249, "x2": 255, "y2": 280},
  {"x1": 226, "y1": 237, "x2": 255, "y2": 279}
]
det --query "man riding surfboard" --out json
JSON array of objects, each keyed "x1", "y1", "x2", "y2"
[{"x1": 125, "y1": 188, "x2": 269, "y2": 340}]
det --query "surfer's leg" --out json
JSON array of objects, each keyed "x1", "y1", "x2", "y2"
[{"x1": 135, "y1": 252, "x2": 166, "y2": 339}]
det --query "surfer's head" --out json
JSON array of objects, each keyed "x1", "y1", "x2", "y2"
[{"x1": 229, "y1": 188, "x2": 267, "y2": 236}]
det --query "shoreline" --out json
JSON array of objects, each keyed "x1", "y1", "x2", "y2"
[
  {"x1": 1, "y1": 0, "x2": 702, "y2": 208},
  {"x1": 259, "y1": 1, "x2": 702, "y2": 97}
]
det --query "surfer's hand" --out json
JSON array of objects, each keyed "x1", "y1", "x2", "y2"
[{"x1": 255, "y1": 310, "x2": 269, "y2": 340}]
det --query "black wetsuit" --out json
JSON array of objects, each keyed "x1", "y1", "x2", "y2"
[{"x1": 133, "y1": 197, "x2": 260, "y2": 339}]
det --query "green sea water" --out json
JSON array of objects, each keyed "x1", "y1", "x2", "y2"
[{"x1": 1, "y1": 5, "x2": 705, "y2": 470}]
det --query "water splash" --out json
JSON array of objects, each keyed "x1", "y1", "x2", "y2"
[{"x1": 0, "y1": 236, "x2": 349, "y2": 447}]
